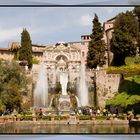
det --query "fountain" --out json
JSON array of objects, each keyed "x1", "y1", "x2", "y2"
[
  {"x1": 78, "y1": 64, "x2": 89, "y2": 106},
  {"x1": 33, "y1": 62, "x2": 48, "y2": 108},
  {"x1": 49, "y1": 63, "x2": 89, "y2": 112},
  {"x1": 33, "y1": 57, "x2": 88, "y2": 113}
]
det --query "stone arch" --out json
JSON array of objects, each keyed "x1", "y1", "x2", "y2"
[{"x1": 55, "y1": 54, "x2": 69, "y2": 61}]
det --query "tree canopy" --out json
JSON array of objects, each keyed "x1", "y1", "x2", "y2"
[
  {"x1": 0, "y1": 60, "x2": 29, "y2": 113},
  {"x1": 86, "y1": 14, "x2": 106, "y2": 69},
  {"x1": 110, "y1": 11, "x2": 139, "y2": 66},
  {"x1": 133, "y1": 6, "x2": 140, "y2": 54},
  {"x1": 19, "y1": 29, "x2": 32, "y2": 69}
]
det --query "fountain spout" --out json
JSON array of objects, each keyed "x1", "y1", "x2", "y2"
[
  {"x1": 78, "y1": 64, "x2": 89, "y2": 106},
  {"x1": 34, "y1": 62, "x2": 48, "y2": 107}
]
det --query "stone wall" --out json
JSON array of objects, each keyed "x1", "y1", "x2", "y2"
[{"x1": 95, "y1": 70, "x2": 123, "y2": 108}]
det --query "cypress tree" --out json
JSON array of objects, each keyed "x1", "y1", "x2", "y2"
[
  {"x1": 19, "y1": 29, "x2": 32, "y2": 69},
  {"x1": 110, "y1": 11, "x2": 139, "y2": 66},
  {"x1": 86, "y1": 14, "x2": 106, "y2": 69}
]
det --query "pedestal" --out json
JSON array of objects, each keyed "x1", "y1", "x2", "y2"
[{"x1": 59, "y1": 95, "x2": 70, "y2": 112}]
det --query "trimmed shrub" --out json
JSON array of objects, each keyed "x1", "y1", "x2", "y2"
[
  {"x1": 95, "y1": 116, "x2": 109, "y2": 120},
  {"x1": 22, "y1": 115, "x2": 32, "y2": 121}
]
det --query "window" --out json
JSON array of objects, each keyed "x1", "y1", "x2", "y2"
[
  {"x1": 82, "y1": 51, "x2": 85, "y2": 57},
  {"x1": 84, "y1": 36, "x2": 86, "y2": 40}
]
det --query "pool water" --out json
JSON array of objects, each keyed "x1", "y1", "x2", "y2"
[{"x1": 0, "y1": 124, "x2": 140, "y2": 133}]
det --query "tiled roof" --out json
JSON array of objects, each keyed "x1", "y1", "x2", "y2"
[{"x1": 0, "y1": 48, "x2": 9, "y2": 51}]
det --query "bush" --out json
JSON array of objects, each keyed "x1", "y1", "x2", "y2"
[
  {"x1": 37, "y1": 115, "x2": 68, "y2": 120},
  {"x1": 32, "y1": 58, "x2": 40, "y2": 64},
  {"x1": 0, "y1": 101, "x2": 6, "y2": 115},
  {"x1": 21, "y1": 110, "x2": 32, "y2": 116},
  {"x1": 106, "y1": 92, "x2": 140, "y2": 108},
  {"x1": 37, "y1": 116, "x2": 51, "y2": 120},
  {"x1": 54, "y1": 115, "x2": 68, "y2": 120},
  {"x1": 79, "y1": 115, "x2": 92, "y2": 120},
  {"x1": 0, "y1": 115, "x2": 14, "y2": 119},
  {"x1": 22, "y1": 115, "x2": 32, "y2": 121},
  {"x1": 16, "y1": 114, "x2": 22, "y2": 119},
  {"x1": 117, "y1": 115, "x2": 126, "y2": 120},
  {"x1": 107, "y1": 65, "x2": 140, "y2": 77},
  {"x1": 0, "y1": 60, "x2": 30, "y2": 111},
  {"x1": 125, "y1": 56, "x2": 140, "y2": 65},
  {"x1": 118, "y1": 76, "x2": 140, "y2": 95},
  {"x1": 95, "y1": 116, "x2": 109, "y2": 120}
]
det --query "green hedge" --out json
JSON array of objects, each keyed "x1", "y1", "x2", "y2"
[
  {"x1": 125, "y1": 56, "x2": 140, "y2": 65},
  {"x1": 79, "y1": 115, "x2": 92, "y2": 120},
  {"x1": 21, "y1": 115, "x2": 69, "y2": 121},
  {"x1": 22, "y1": 115, "x2": 32, "y2": 121},
  {"x1": 0, "y1": 115, "x2": 14, "y2": 119},
  {"x1": 107, "y1": 65, "x2": 140, "y2": 77}
]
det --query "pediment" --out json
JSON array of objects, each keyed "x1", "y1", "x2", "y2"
[{"x1": 45, "y1": 43, "x2": 80, "y2": 51}]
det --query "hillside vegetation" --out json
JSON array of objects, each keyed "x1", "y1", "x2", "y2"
[
  {"x1": 106, "y1": 76, "x2": 140, "y2": 111},
  {"x1": 107, "y1": 64, "x2": 140, "y2": 77}
]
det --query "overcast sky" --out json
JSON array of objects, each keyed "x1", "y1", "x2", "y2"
[
  {"x1": 0, "y1": 135, "x2": 140, "y2": 140},
  {"x1": 0, "y1": 6, "x2": 134, "y2": 48}
]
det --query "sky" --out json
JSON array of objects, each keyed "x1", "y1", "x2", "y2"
[
  {"x1": 0, "y1": 1, "x2": 139, "y2": 48},
  {"x1": 0, "y1": 135, "x2": 140, "y2": 140},
  {"x1": 0, "y1": 0, "x2": 140, "y2": 5},
  {"x1": 0, "y1": 6, "x2": 134, "y2": 48}
]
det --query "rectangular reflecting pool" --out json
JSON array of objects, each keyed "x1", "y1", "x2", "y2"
[{"x1": 0, "y1": 124, "x2": 140, "y2": 133}]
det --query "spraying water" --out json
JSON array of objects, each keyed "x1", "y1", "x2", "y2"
[
  {"x1": 60, "y1": 72, "x2": 68, "y2": 95},
  {"x1": 34, "y1": 62, "x2": 48, "y2": 107},
  {"x1": 75, "y1": 96, "x2": 81, "y2": 107},
  {"x1": 52, "y1": 66, "x2": 56, "y2": 87},
  {"x1": 78, "y1": 64, "x2": 88, "y2": 106}
]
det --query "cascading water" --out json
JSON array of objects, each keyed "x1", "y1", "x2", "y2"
[
  {"x1": 34, "y1": 62, "x2": 48, "y2": 107},
  {"x1": 78, "y1": 64, "x2": 89, "y2": 106},
  {"x1": 52, "y1": 67, "x2": 56, "y2": 87},
  {"x1": 60, "y1": 72, "x2": 68, "y2": 95},
  {"x1": 75, "y1": 96, "x2": 81, "y2": 107}
]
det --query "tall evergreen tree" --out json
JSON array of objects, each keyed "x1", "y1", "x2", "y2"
[
  {"x1": 134, "y1": 7, "x2": 140, "y2": 54},
  {"x1": 19, "y1": 29, "x2": 32, "y2": 69},
  {"x1": 86, "y1": 14, "x2": 106, "y2": 69},
  {"x1": 110, "y1": 11, "x2": 139, "y2": 66}
]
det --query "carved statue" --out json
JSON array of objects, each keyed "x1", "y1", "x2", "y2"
[{"x1": 60, "y1": 72, "x2": 68, "y2": 95}]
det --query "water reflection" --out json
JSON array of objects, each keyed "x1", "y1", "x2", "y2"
[{"x1": 0, "y1": 124, "x2": 140, "y2": 133}]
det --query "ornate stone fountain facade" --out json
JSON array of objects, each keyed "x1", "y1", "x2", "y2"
[{"x1": 43, "y1": 41, "x2": 87, "y2": 87}]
